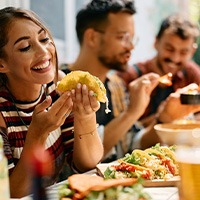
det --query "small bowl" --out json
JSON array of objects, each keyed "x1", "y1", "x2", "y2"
[
  {"x1": 180, "y1": 93, "x2": 200, "y2": 105},
  {"x1": 154, "y1": 123, "x2": 200, "y2": 146}
]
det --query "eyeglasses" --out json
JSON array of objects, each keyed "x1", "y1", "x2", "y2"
[{"x1": 94, "y1": 29, "x2": 139, "y2": 47}]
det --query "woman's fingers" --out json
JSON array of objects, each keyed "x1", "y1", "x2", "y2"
[
  {"x1": 47, "y1": 91, "x2": 73, "y2": 119},
  {"x1": 72, "y1": 84, "x2": 99, "y2": 114},
  {"x1": 81, "y1": 84, "x2": 93, "y2": 113},
  {"x1": 89, "y1": 91, "x2": 100, "y2": 112},
  {"x1": 34, "y1": 95, "x2": 52, "y2": 114}
]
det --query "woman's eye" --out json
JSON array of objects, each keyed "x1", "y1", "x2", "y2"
[
  {"x1": 19, "y1": 46, "x2": 31, "y2": 52},
  {"x1": 40, "y1": 37, "x2": 50, "y2": 43}
]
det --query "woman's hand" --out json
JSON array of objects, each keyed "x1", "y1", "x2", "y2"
[
  {"x1": 71, "y1": 83, "x2": 100, "y2": 120},
  {"x1": 28, "y1": 92, "x2": 73, "y2": 142}
]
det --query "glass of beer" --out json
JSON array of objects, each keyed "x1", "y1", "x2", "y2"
[{"x1": 176, "y1": 146, "x2": 200, "y2": 200}]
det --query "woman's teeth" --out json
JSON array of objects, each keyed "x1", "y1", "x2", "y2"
[{"x1": 33, "y1": 61, "x2": 49, "y2": 70}]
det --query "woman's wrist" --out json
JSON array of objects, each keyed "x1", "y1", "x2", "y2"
[{"x1": 74, "y1": 124, "x2": 99, "y2": 139}]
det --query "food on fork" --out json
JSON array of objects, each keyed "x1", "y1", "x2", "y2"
[
  {"x1": 57, "y1": 70, "x2": 111, "y2": 113},
  {"x1": 158, "y1": 73, "x2": 173, "y2": 86}
]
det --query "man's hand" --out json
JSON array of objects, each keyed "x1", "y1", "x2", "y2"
[
  {"x1": 127, "y1": 72, "x2": 160, "y2": 118},
  {"x1": 158, "y1": 83, "x2": 200, "y2": 122}
]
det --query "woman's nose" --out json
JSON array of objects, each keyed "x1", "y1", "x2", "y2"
[{"x1": 35, "y1": 43, "x2": 48, "y2": 56}]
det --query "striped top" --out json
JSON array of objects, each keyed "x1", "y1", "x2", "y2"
[{"x1": 0, "y1": 82, "x2": 74, "y2": 185}]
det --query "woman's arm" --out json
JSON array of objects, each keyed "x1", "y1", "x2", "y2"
[{"x1": 71, "y1": 83, "x2": 103, "y2": 171}]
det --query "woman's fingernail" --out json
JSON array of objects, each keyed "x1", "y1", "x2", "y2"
[
  {"x1": 83, "y1": 84, "x2": 87, "y2": 90},
  {"x1": 89, "y1": 91, "x2": 94, "y2": 96},
  {"x1": 77, "y1": 83, "x2": 81, "y2": 89}
]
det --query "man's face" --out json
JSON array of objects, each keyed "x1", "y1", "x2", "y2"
[
  {"x1": 155, "y1": 32, "x2": 196, "y2": 75},
  {"x1": 95, "y1": 12, "x2": 135, "y2": 72}
]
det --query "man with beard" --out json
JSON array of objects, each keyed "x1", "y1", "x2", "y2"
[
  {"x1": 60, "y1": 0, "x2": 160, "y2": 162},
  {"x1": 118, "y1": 14, "x2": 200, "y2": 122}
]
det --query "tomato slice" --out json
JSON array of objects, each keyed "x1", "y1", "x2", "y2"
[
  {"x1": 113, "y1": 163, "x2": 151, "y2": 179},
  {"x1": 113, "y1": 163, "x2": 136, "y2": 172},
  {"x1": 162, "y1": 159, "x2": 175, "y2": 175}
]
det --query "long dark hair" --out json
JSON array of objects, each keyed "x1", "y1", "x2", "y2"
[{"x1": 0, "y1": 7, "x2": 58, "y2": 86}]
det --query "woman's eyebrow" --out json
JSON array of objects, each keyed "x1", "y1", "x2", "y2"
[
  {"x1": 14, "y1": 36, "x2": 30, "y2": 45},
  {"x1": 38, "y1": 28, "x2": 45, "y2": 34},
  {"x1": 14, "y1": 28, "x2": 45, "y2": 45}
]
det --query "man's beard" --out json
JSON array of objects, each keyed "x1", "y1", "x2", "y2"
[
  {"x1": 98, "y1": 55, "x2": 129, "y2": 72},
  {"x1": 157, "y1": 57, "x2": 183, "y2": 74}
]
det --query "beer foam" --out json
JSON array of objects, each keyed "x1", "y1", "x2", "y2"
[{"x1": 176, "y1": 147, "x2": 200, "y2": 164}]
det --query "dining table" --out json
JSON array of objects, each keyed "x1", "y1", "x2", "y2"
[{"x1": 10, "y1": 168, "x2": 180, "y2": 200}]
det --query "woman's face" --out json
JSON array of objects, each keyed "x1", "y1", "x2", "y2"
[{"x1": 0, "y1": 18, "x2": 56, "y2": 86}]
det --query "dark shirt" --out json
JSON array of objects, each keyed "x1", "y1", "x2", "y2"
[{"x1": 96, "y1": 79, "x2": 114, "y2": 125}]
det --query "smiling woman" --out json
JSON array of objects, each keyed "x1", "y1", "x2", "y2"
[{"x1": 0, "y1": 7, "x2": 103, "y2": 198}]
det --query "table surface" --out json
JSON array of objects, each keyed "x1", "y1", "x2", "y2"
[{"x1": 10, "y1": 169, "x2": 180, "y2": 200}]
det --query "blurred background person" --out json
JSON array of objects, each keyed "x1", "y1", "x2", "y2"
[
  {"x1": 118, "y1": 14, "x2": 200, "y2": 148},
  {"x1": 118, "y1": 14, "x2": 200, "y2": 122},
  {"x1": 60, "y1": 0, "x2": 160, "y2": 162}
]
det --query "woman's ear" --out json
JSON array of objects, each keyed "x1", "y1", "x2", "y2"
[{"x1": 0, "y1": 59, "x2": 9, "y2": 73}]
